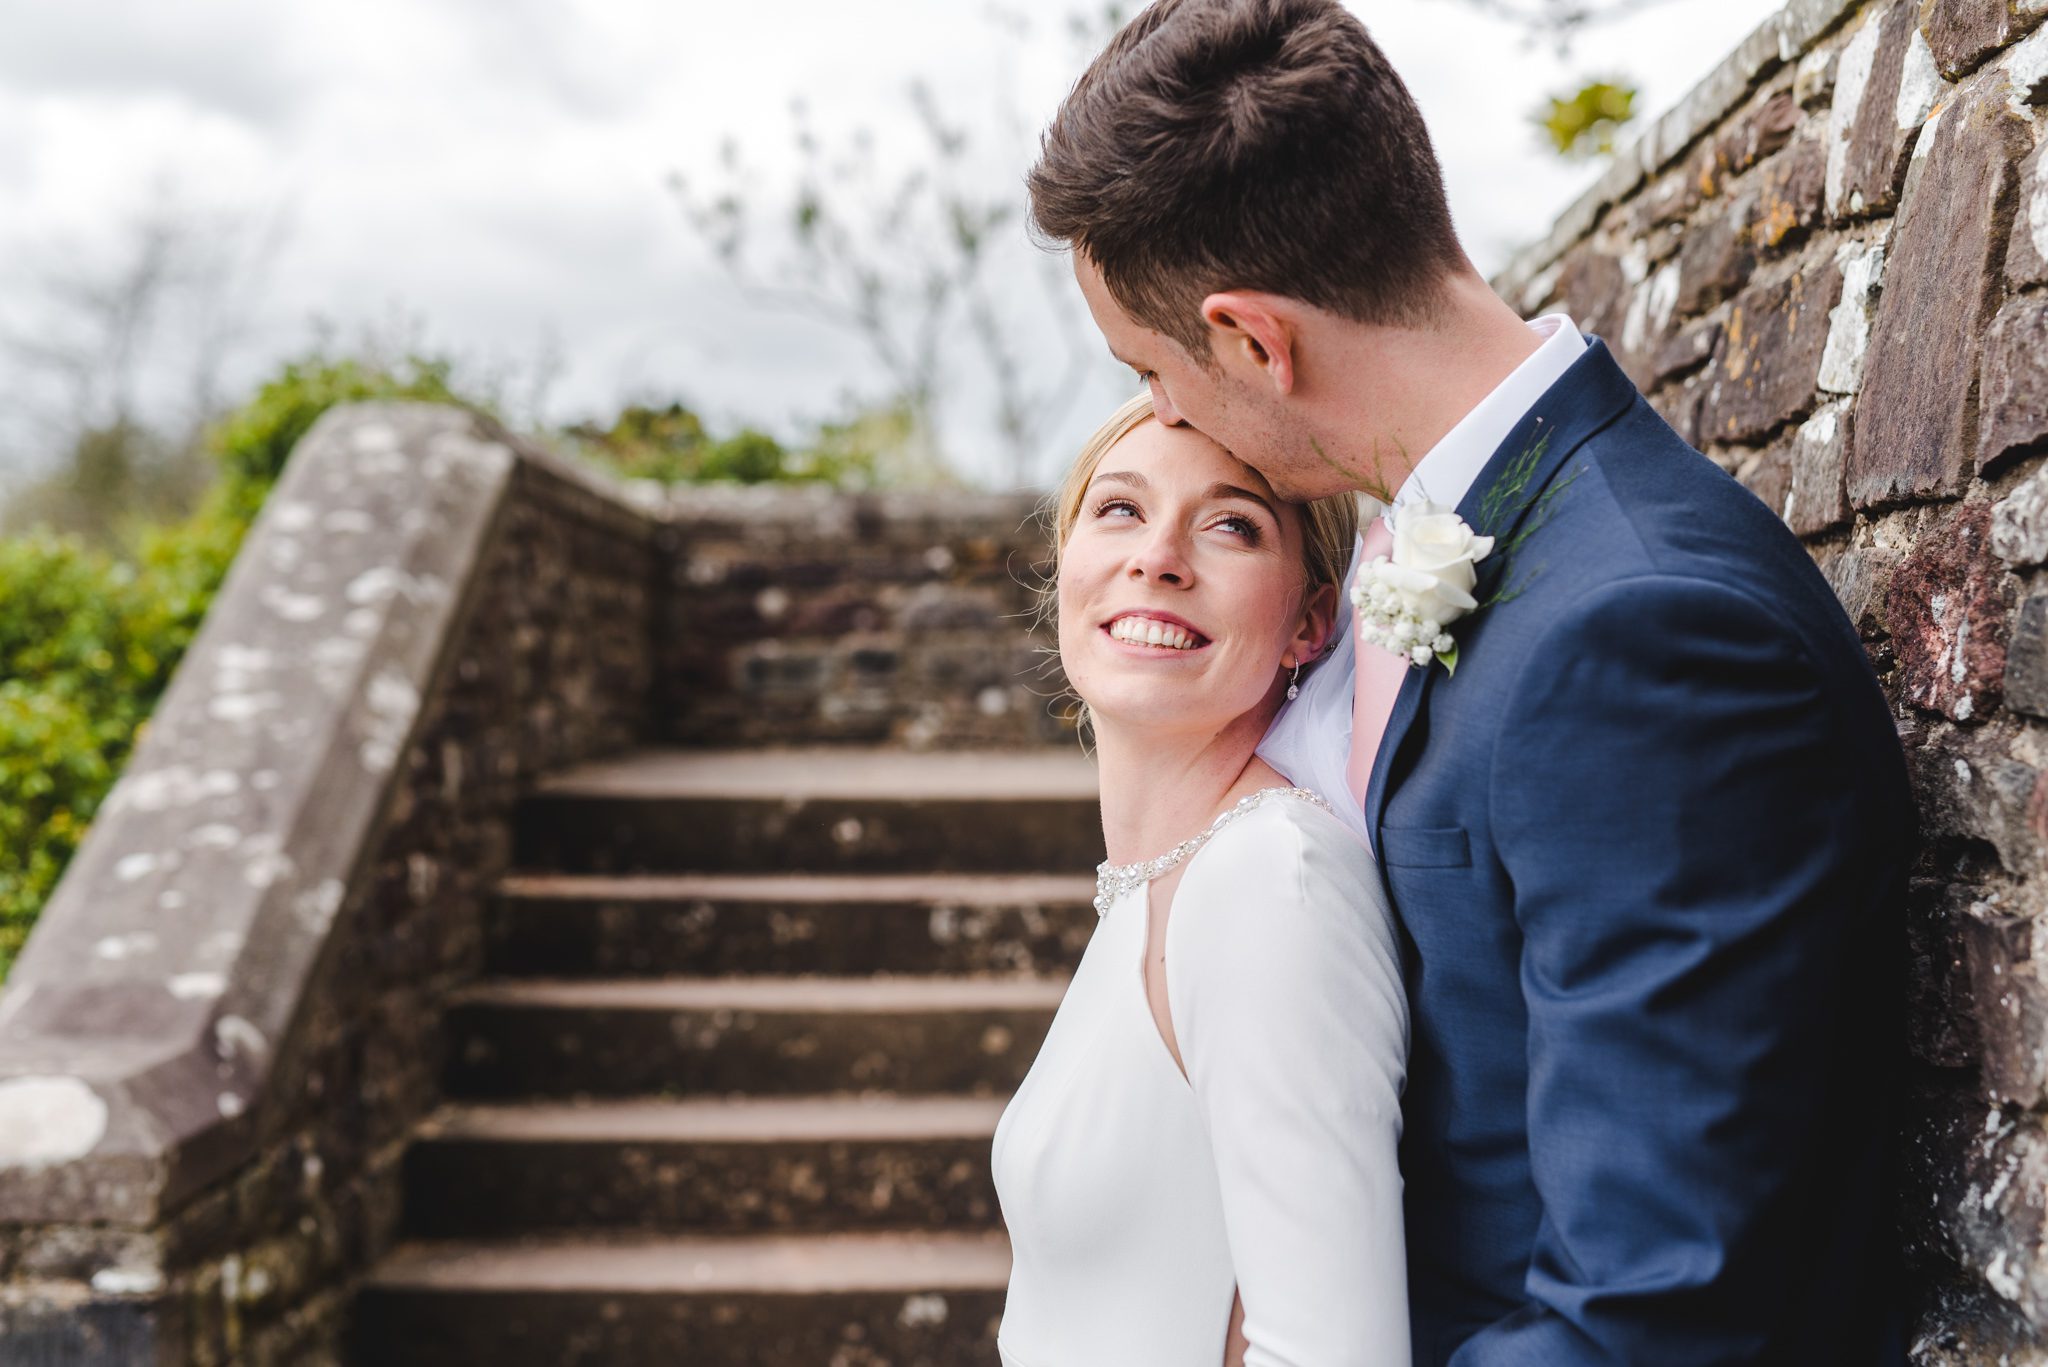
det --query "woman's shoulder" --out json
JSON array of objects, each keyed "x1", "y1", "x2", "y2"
[
  {"x1": 1165, "y1": 786, "x2": 1408, "y2": 1047},
  {"x1": 1203, "y1": 787, "x2": 1376, "y2": 880},
  {"x1": 1178, "y1": 788, "x2": 1390, "y2": 932}
]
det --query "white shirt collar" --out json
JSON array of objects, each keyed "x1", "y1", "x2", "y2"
[{"x1": 1384, "y1": 312, "x2": 1585, "y2": 518}]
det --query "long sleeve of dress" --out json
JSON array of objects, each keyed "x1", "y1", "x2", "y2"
[{"x1": 1164, "y1": 802, "x2": 1412, "y2": 1367}]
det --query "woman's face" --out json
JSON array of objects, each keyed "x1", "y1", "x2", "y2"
[{"x1": 1058, "y1": 419, "x2": 1330, "y2": 740}]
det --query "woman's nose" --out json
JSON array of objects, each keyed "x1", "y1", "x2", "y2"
[{"x1": 1127, "y1": 525, "x2": 1192, "y2": 586}]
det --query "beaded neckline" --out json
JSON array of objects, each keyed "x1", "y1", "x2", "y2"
[{"x1": 1092, "y1": 786, "x2": 1334, "y2": 917}]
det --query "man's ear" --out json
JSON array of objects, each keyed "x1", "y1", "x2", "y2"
[{"x1": 1201, "y1": 291, "x2": 1297, "y2": 395}]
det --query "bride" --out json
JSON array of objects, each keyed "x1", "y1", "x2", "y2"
[{"x1": 991, "y1": 393, "x2": 1410, "y2": 1365}]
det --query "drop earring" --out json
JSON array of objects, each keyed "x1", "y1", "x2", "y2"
[{"x1": 1286, "y1": 660, "x2": 1302, "y2": 700}]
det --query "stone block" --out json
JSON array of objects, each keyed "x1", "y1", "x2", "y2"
[
  {"x1": 1796, "y1": 45, "x2": 1839, "y2": 108},
  {"x1": 1736, "y1": 88, "x2": 1802, "y2": 167},
  {"x1": 1553, "y1": 246, "x2": 1631, "y2": 343},
  {"x1": 1993, "y1": 460, "x2": 2048, "y2": 565},
  {"x1": 1827, "y1": 0, "x2": 1946, "y2": 221},
  {"x1": 1849, "y1": 73, "x2": 2031, "y2": 508},
  {"x1": 1980, "y1": 294, "x2": 2048, "y2": 475},
  {"x1": 1651, "y1": 318, "x2": 1721, "y2": 384},
  {"x1": 1822, "y1": 544, "x2": 1903, "y2": 637},
  {"x1": 1701, "y1": 255, "x2": 1843, "y2": 445},
  {"x1": 738, "y1": 647, "x2": 830, "y2": 694},
  {"x1": 1951, "y1": 1111, "x2": 2048, "y2": 1325},
  {"x1": 1648, "y1": 376, "x2": 1706, "y2": 447},
  {"x1": 2013, "y1": 20, "x2": 2048, "y2": 102},
  {"x1": 1784, "y1": 400, "x2": 1854, "y2": 534},
  {"x1": 1913, "y1": 723, "x2": 2045, "y2": 870},
  {"x1": 1885, "y1": 501, "x2": 2014, "y2": 721},
  {"x1": 1618, "y1": 259, "x2": 1681, "y2": 386},
  {"x1": 1960, "y1": 905, "x2": 2048, "y2": 1106},
  {"x1": 2009, "y1": 140, "x2": 2048, "y2": 287},
  {"x1": 2002, "y1": 594, "x2": 2048, "y2": 716},
  {"x1": 1920, "y1": 0, "x2": 2037, "y2": 79},
  {"x1": 1675, "y1": 205, "x2": 1756, "y2": 316},
  {"x1": 1748, "y1": 133, "x2": 1830, "y2": 253},
  {"x1": 1818, "y1": 233, "x2": 1887, "y2": 396},
  {"x1": 1906, "y1": 879, "x2": 1981, "y2": 1069},
  {"x1": 1636, "y1": 161, "x2": 1706, "y2": 233},
  {"x1": 1733, "y1": 447, "x2": 1792, "y2": 517}
]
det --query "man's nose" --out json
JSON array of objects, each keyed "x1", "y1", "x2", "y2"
[{"x1": 1148, "y1": 378, "x2": 1186, "y2": 427}]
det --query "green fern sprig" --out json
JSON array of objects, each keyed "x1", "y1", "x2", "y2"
[
  {"x1": 1473, "y1": 431, "x2": 1583, "y2": 611},
  {"x1": 1309, "y1": 434, "x2": 1400, "y2": 506}
]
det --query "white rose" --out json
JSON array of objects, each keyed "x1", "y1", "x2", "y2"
[{"x1": 1386, "y1": 501, "x2": 1494, "y2": 626}]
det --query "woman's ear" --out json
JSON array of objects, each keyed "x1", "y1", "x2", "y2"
[{"x1": 1291, "y1": 582, "x2": 1339, "y2": 669}]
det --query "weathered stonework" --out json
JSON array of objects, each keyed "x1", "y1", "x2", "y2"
[
  {"x1": 1994, "y1": 462, "x2": 2048, "y2": 565},
  {"x1": 0, "y1": 405, "x2": 664, "y2": 1361},
  {"x1": 1921, "y1": 0, "x2": 2045, "y2": 78},
  {"x1": 1676, "y1": 203, "x2": 1758, "y2": 316},
  {"x1": 2003, "y1": 594, "x2": 2048, "y2": 715},
  {"x1": 1827, "y1": 0, "x2": 1945, "y2": 221},
  {"x1": 652, "y1": 488, "x2": 1069, "y2": 750},
  {"x1": 1980, "y1": 294, "x2": 2048, "y2": 472},
  {"x1": 1752, "y1": 129, "x2": 1833, "y2": 250},
  {"x1": 2010, "y1": 141, "x2": 2048, "y2": 285},
  {"x1": 1704, "y1": 250, "x2": 1845, "y2": 444},
  {"x1": 1887, "y1": 502, "x2": 2014, "y2": 721},
  {"x1": 1819, "y1": 231, "x2": 1889, "y2": 394},
  {"x1": 1786, "y1": 399, "x2": 1857, "y2": 533},
  {"x1": 1500, "y1": 0, "x2": 2048, "y2": 1346},
  {"x1": 1850, "y1": 71, "x2": 2031, "y2": 507},
  {"x1": 0, "y1": 403, "x2": 1077, "y2": 1362}
]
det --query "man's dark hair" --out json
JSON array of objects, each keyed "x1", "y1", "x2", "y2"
[{"x1": 1029, "y1": 0, "x2": 1467, "y2": 358}]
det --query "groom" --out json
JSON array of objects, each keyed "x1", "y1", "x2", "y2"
[{"x1": 1031, "y1": 1, "x2": 1914, "y2": 1363}]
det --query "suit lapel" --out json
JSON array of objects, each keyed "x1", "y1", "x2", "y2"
[{"x1": 1363, "y1": 336, "x2": 1639, "y2": 854}]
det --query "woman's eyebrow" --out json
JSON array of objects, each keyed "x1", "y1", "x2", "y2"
[
  {"x1": 1088, "y1": 470, "x2": 1148, "y2": 490},
  {"x1": 1206, "y1": 482, "x2": 1279, "y2": 520}
]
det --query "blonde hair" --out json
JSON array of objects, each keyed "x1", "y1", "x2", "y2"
[{"x1": 1045, "y1": 392, "x2": 1358, "y2": 625}]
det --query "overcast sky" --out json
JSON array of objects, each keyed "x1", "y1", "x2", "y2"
[{"x1": 0, "y1": 0, "x2": 1782, "y2": 493}]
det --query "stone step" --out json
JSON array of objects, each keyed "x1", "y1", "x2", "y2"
[
  {"x1": 443, "y1": 975, "x2": 1066, "y2": 1100},
  {"x1": 486, "y1": 871, "x2": 1098, "y2": 978},
  {"x1": 403, "y1": 1094, "x2": 1007, "y2": 1238},
  {"x1": 511, "y1": 746, "x2": 1102, "y2": 874},
  {"x1": 347, "y1": 1229, "x2": 1008, "y2": 1366}
]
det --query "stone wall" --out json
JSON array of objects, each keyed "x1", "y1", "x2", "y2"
[
  {"x1": 0, "y1": 406, "x2": 660, "y2": 1364},
  {"x1": 650, "y1": 486, "x2": 1071, "y2": 749},
  {"x1": 0, "y1": 406, "x2": 1077, "y2": 1363},
  {"x1": 1494, "y1": 0, "x2": 2048, "y2": 1354}
]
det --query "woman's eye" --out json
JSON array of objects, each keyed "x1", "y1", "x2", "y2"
[
  {"x1": 1214, "y1": 514, "x2": 1262, "y2": 542},
  {"x1": 1093, "y1": 498, "x2": 1140, "y2": 520}
]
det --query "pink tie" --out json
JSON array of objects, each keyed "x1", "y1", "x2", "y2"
[{"x1": 1346, "y1": 513, "x2": 1408, "y2": 815}]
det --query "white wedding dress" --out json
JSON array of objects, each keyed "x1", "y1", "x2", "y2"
[{"x1": 990, "y1": 788, "x2": 1410, "y2": 1366}]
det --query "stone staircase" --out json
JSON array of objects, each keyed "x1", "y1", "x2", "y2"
[{"x1": 344, "y1": 746, "x2": 1100, "y2": 1366}]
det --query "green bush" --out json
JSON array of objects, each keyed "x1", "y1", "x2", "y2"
[
  {"x1": 0, "y1": 351, "x2": 486, "y2": 983},
  {"x1": 0, "y1": 532, "x2": 165, "y2": 976},
  {"x1": 1, "y1": 351, "x2": 914, "y2": 983},
  {"x1": 564, "y1": 401, "x2": 882, "y2": 488},
  {"x1": 210, "y1": 353, "x2": 472, "y2": 492}
]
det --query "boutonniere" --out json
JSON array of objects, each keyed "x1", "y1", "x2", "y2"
[
  {"x1": 1348, "y1": 429, "x2": 1578, "y2": 678},
  {"x1": 1350, "y1": 500, "x2": 1492, "y2": 676}
]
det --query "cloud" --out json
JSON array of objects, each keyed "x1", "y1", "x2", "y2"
[{"x1": 0, "y1": 0, "x2": 309, "y2": 127}]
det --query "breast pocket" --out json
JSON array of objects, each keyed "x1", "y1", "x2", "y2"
[{"x1": 1378, "y1": 823, "x2": 1472, "y2": 869}]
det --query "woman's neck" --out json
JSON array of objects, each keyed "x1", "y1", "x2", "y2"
[{"x1": 1091, "y1": 705, "x2": 1286, "y2": 865}]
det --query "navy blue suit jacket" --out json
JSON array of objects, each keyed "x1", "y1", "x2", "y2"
[{"x1": 1370, "y1": 339, "x2": 1913, "y2": 1365}]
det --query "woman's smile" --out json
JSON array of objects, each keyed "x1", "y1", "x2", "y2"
[{"x1": 1102, "y1": 611, "x2": 1211, "y2": 653}]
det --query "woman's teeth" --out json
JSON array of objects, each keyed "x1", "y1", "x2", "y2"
[{"x1": 1109, "y1": 617, "x2": 1199, "y2": 650}]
